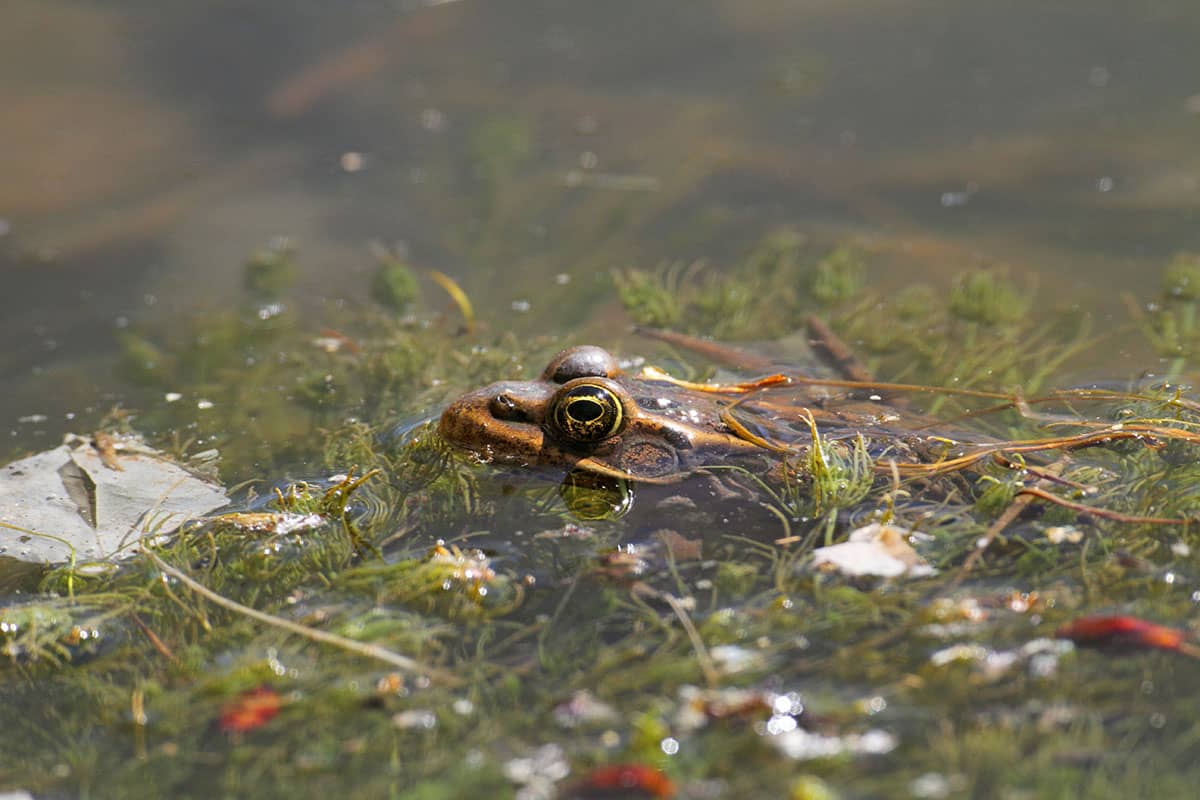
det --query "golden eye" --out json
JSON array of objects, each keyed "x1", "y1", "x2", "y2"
[{"x1": 550, "y1": 382, "x2": 625, "y2": 443}]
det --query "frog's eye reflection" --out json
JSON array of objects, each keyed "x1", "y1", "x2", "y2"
[{"x1": 550, "y1": 383, "x2": 625, "y2": 444}]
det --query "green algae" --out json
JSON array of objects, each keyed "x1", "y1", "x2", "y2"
[
  {"x1": 7, "y1": 247, "x2": 1200, "y2": 799},
  {"x1": 369, "y1": 250, "x2": 421, "y2": 314},
  {"x1": 614, "y1": 231, "x2": 857, "y2": 340},
  {"x1": 242, "y1": 240, "x2": 298, "y2": 299}
]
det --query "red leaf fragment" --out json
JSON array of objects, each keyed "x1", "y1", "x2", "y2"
[
  {"x1": 218, "y1": 686, "x2": 284, "y2": 733},
  {"x1": 569, "y1": 763, "x2": 676, "y2": 799},
  {"x1": 1056, "y1": 614, "x2": 1200, "y2": 657}
]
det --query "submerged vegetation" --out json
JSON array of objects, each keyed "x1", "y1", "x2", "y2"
[{"x1": 6, "y1": 235, "x2": 1200, "y2": 798}]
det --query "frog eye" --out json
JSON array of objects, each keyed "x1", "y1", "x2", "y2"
[{"x1": 550, "y1": 382, "x2": 625, "y2": 443}]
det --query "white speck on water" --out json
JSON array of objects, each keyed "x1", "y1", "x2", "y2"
[
  {"x1": 420, "y1": 108, "x2": 445, "y2": 131},
  {"x1": 257, "y1": 303, "x2": 284, "y2": 320},
  {"x1": 392, "y1": 709, "x2": 437, "y2": 730},
  {"x1": 911, "y1": 772, "x2": 952, "y2": 799},
  {"x1": 340, "y1": 151, "x2": 366, "y2": 172},
  {"x1": 940, "y1": 191, "x2": 971, "y2": 207}
]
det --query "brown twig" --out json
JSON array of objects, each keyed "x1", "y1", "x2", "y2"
[
  {"x1": 634, "y1": 326, "x2": 777, "y2": 372},
  {"x1": 954, "y1": 456, "x2": 1069, "y2": 585},
  {"x1": 804, "y1": 314, "x2": 878, "y2": 386},
  {"x1": 129, "y1": 612, "x2": 178, "y2": 663},
  {"x1": 1016, "y1": 486, "x2": 1193, "y2": 526},
  {"x1": 145, "y1": 550, "x2": 461, "y2": 685}
]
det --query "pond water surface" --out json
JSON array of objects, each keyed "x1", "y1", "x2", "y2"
[{"x1": 4, "y1": 2, "x2": 1200, "y2": 798}]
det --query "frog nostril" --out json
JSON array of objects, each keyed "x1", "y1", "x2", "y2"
[{"x1": 489, "y1": 393, "x2": 529, "y2": 422}]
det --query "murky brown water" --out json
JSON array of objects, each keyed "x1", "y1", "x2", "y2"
[{"x1": 5, "y1": 0, "x2": 1200, "y2": 449}]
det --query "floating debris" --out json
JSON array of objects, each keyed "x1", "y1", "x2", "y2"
[
  {"x1": 205, "y1": 512, "x2": 326, "y2": 536},
  {"x1": 392, "y1": 709, "x2": 437, "y2": 730},
  {"x1": 218, "y1": 686, "x2": 284, "y2": 733},
  {"x1": 767, "y1": 727, "x2": 896, "y2": 762},
  {"x1": 0, "y1": 433, "x2": 227, "y2": 564},
  {"x1": 561, "y1": 170, "x2": 662, "y2": 192},
  {"x1": 676, "y1": 686, "x2": 768, "y2": 734},
  {"x1": 811, "y1": 523, "x2": 935, "y2": 579},
  {"x1": 504, "y1": 743, "x2": 570, "y2": 800},
  {"x1": 929, "y1": 638, "x2": 1071, "y2": 680},
  {"x1": 708, "y1": 644, "x2": 766, "y2": 675},
  {"x1": 553, "y1": 690, "x2": 620, "y2": 729},
  {"x1": 566, "y1": 763, "x2": 675, "y2": 798},
  {"x1": 1044, "y1": 525, "x2": 1084, "y2": 545},
  {"x1": 1056, "y1": 614, "x2": 1200, "y2": 658},
  {"x1": 429, "y1": 270, "x2": 475, "y2": 333}
]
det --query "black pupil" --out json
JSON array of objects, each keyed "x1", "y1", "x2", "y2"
[{"x1": 570, "y1": 398, "x2": 604, "y2": 422}]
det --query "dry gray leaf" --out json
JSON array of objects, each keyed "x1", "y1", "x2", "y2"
[{"x1": 0, "y1": 434, "x2": 227, "y2": 565}]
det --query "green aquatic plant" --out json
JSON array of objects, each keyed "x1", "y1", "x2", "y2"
[
  {"x1": 1162, "y1": 252, "x2": 1200, "y2": 301},
  {"x1": 470, "y1": 115, "x2": 533, "y2": 186},
  {"x1": 612, "y1": 261, "x2": 689, "y2": 330},
  {"x1": 809, "y1": 246, "x2": 865, "y2": 306},
  {"x1": 830, "y1": 269, "x2": 1092, "y2": 408},
  {"x1": 615, "y1": 232, "x2": 866, "y2": 340},
  {"x1": 1127, "y1": 253, "x2": 1200, "y2": 375},
  {"x1": 338, "y1": 544, "x2": 520, "y2": 621},
  {"x1": 948, "y1": 269, "x2": 1029, "y2": 327},
  {"x1": 0, "y1": 597, "x2": 126, "y2": 666},
  {"x1": 242, "y1": 238, "x2": 297, "y2": 298},
  {"x1": 806, "y1": 430, "x2": 875, "y2": 518},
  {"x1": 369, "y1": 249, "x2": 421, "y2": 313},
  {"x1": 112, "y1": 243, "x2": 533, "y2": 482}
]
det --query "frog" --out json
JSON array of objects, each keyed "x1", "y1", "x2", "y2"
[{"x1": 437, "y1": 328, "x2": 932, "y2": 484}]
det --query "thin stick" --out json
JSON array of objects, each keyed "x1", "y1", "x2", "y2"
[
  {"x1": 662, "y1": 592, "x2": 719, "y2": 689},
  {"x1": 804, "y1": 314, "x2": 878, "y2": 385},
  {"x1": 130, "y1": 612, "x2": 179, "y2": 663},
  {"x1": 634, "y1": 325, "x2": 776, "y2": 371},
  {"x1": 954, "y1": 456, "x2": 1069, "y2": 585},
  {"x1": 888, "y1": 425, "x2": 1200, "y2": 477},
  {"x1": 145, "y1": 550, "x2": 461, "y2": 685},
  {"x1": 1016, "y1": 486, "x2": 1193, "y2": 527}
]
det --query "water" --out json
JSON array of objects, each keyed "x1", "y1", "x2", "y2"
[
  {"x1": 4, "y1": 1, "x2": 1200, "y2": 797},
  {"x1": 6, "y1": 1, "x2": 1197, "y2": 431}
]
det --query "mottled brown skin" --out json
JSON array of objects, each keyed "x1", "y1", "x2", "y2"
[{"x1": 438, "y1": 346, "x2": 767, "y2": 481}]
